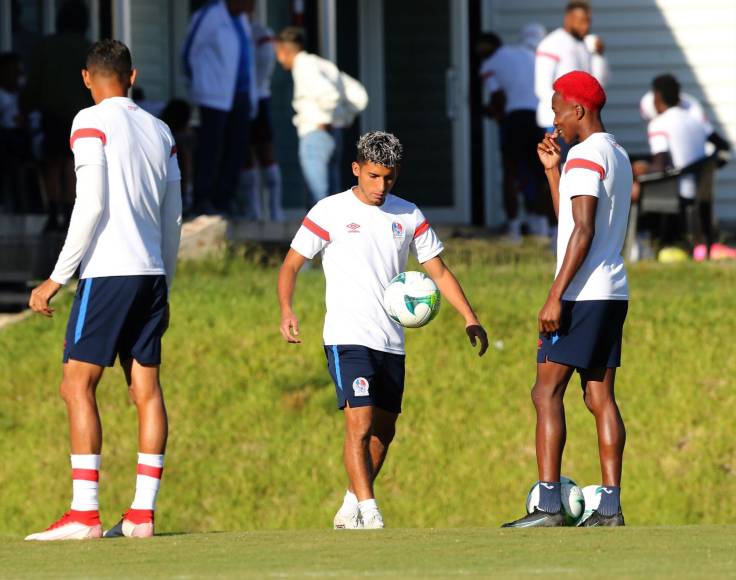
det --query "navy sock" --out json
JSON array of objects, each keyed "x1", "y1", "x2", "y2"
[
  {"x1": 597, "y1": 486, "x2": 621, "y2": 516},
  {"x1": 537, "y1": 481, "x2": 561, "y2": 514}
]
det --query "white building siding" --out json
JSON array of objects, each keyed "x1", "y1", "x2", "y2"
[
  {"x1": 485, "y1": 0, "x2": 736, "y2": 222},
  {"x1": 129, "y1": 0, "x2": 173, "y2": 102}
]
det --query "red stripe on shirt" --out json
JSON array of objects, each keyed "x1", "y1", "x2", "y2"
[
  {"x1": 72, "y1": 468, "x2": 99, "y2": 482},
  {"x1": 257, "y1": 36, "x2": 274, "y2": 46},
  {"x1": 536, "y1": 51, "x2": 561, "y2": 62},
  {"x1": 137, "y1": 464, "x2": 163, "y2": 479},
  {"x1": 414, "y1": 220, "x2": 430, "y2": 239},
  {"x1": 564, "y1": 159, "x2": 605, "y2": 180},
  {"x1": 303, "y1": 217, "x2": 330, "y2": 241},
  {"x1": 69, "y1": 128, "x2": 107, "y2": 150},
  {"x1": 648, "y1": 131, "x2": 669, "y2": 139},
  {"x1": 170, "y1": 144, "x2": 178, "y2": 157}
]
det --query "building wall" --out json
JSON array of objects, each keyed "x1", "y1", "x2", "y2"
[{"x1": 485, "y1": 0, "x2": 736, "y2": 221}]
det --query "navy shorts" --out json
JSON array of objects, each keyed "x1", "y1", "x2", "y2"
[
  {"x1": 537, "y1": 300, "x2": 628, "y2": 371},
  {"x1": 64, "y1": 276, "x2": 168, "y2": 367},
  {"x1": 325, "y1": 345, "x2": 406, "y2": 414}
]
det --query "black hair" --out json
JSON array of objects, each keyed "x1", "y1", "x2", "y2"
[
  {"x1": 86, "y1": 39, "x2": 133, "y2": 82},
  {"x1": 652, "y1": 74, "x2": 680, "y2": 107},
  {"x1": 276, "y1": 27, "x2": 306, "y2": 49},
  {"x1": 56, "y1": 0, "x2": 89, "y2": 35},
  {"x1": 477, "y1": 32, "x2": 503, "y2": 49},
  {"x1": 565, "y1": 1, "x2": 591, "y2": 13}
]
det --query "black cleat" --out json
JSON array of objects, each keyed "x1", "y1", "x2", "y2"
[
  {"x1": 580, "y1": 510, "x2": 625, "y2": 527},
  {"x1": 501, "y1": 508, "x2": 567, "y2": 528}
]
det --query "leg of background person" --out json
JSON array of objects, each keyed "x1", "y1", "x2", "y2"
[
  {"x1": 531, "y1": 360, "x2": 575, "y2": 482},
  {"x1": 255, "y1": 142, "x2": 284, "y2": 222},
  {"x1": 123, "y1": 359, "x2": 168, "y2": 454},
  {"x1": 367, "y1": 407, "x2": 398, "y2": 483},
  {"x1": 240, "y1": 150, "x2": 262, "y2": 220},
  {"x1": 328, "y1": 128, "x2": 344, "y2": 196},
  {"x1": 217, "y1": 93, "x2": 251, "y2": 214},
  {"x1": 502, "y1": 153, "x2": 521, "y2": 237},
  {"x1": 192, "y1": 105, "x2": 228, "y2": 214},
  {"x1": 60, "y1": 360, "x2": 106, "y2": 454},
  {"x1": 581, "y1": 367, "x2": 625, "y2": 487},
  {"x1": 298, "y1": 130, "x2": 335, "y2": 206},
  {"x1": 42, "y1": 157, "x2": 63, "y2": 230},
  {"x1": 343, "y1": 403, "x2": 375, "y2": 501}
]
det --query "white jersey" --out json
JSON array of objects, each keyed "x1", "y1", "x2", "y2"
[
  {"x1": 535, "y1": 28, "x2": 607, "y2": 128},
  {"x1": 639, "y1": 91, "x2": 713, "y2": 135},
  {"x1": 252, "y1": 22, "x2": 276, "y2": 99},
  {"x1": 480, "y1": 45, "x2": 537, "y2": 114},
  {"x1": 647, "y1": 106, "x2": 708, "y2": 199},
  {"x1": 290, "y1": 189, "x2": 444, "y2": 354},
  {"x1": 51, "y1": 97, "x2": 181, "y2": 284},
  {"x1": 557, "y1": 133, "x2": 632, "y2": 301}
]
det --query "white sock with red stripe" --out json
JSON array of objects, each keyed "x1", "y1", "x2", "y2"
[
  {"x1": 128, "y1": 453, "x2": 164, "y2": 524},
  {"x1": 70, "y1": 454, "x2": 101, "y2": 525}
]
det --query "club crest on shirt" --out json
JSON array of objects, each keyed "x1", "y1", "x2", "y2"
[
  {"x1": 352, "y1": 377, "x2": 370, "y2": 397},
  {"x1": 392, "y1": 222, "x2": 405, "y2": 239}
]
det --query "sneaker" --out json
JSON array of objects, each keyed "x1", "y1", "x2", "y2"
[
  {"x1": 333, "y1": 503, "x2": 362, "y2": 530},
  {"x1": 103, "y1": 509, "x2": 154, "y2": 538},
  {"x1": 361, "y1": 508, "x2": 385, "y2": 529},
  {"x1": 25, "y1": 511, "x2": 102, "y2": 541},
  {"x1": 501, "y1": 508, "x2": 567, "y2": 528},
  {"x1": 580, "y1": 510, "x2": 625, "y2": 527}
]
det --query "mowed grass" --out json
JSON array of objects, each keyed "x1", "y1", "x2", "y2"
[
  {"x1": 1, "y1": 526, "x2": 735, "y2": 579},
  {"x1": 0, "y1": 240, "x2": 735, "y2": 539}
]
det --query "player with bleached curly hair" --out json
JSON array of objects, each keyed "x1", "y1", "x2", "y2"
[{"x1": 277, "y1": 131, "x2": 488, "y2": 529}]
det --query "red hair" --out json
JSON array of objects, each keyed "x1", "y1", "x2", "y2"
[{"x1": 553, "y1": 71, "x2": 606, "y2": 112}]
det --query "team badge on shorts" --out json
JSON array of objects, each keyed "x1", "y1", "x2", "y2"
[{"x1": 353, "y1": 377, "x2": 370, "y2": 397}]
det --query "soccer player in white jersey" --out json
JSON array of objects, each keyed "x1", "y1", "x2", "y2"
[
  {"x1": 535, "y1": 2, "x2": 609, "y2": 133},
  {"x1": 278, "y1": 132, "x2": 488, "y2": 529},
  {"x1": 503, "y1": 72, "x2": 631, "y2": 528},
  {"x1": 25, "y1": 40, "x2": 182, "y2": 541}
]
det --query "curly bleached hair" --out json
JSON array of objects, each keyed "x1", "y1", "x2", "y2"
[{"x1": 356, "y1": 132, "x2": 403, "y2": 168}]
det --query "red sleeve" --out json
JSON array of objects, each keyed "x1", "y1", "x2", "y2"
[{"x1": 69, "y1": 128, "x2": 107, "y2": 150}]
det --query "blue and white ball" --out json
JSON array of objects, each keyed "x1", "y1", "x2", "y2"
[
  {"x1": 579, "y1": 485, "x2": 603, "y2": 524},
  {"x1": 526, "y1": 475, "x2": 585, "y2": 525},
  {"x1": 383, "y1": 271, "x2": 441, "y2": 328}
]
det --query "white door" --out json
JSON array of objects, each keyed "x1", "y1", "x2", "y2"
[{"x1": 359, "y1": 0, "x2": 471, "y2": 224}]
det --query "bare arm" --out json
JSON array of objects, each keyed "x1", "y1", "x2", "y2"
[
  {"x1": 538, "y1": 132, "x2": 562, "y2": 218},
  {"x1": 422, "y1": 256, "x2": 488, "y2": 356},
  {"x1": 277, "y1": 248, "x2": 308, "y2": 343},
  {"x1": 538, "y1": 195, "x2": 597, "y2": 334}
]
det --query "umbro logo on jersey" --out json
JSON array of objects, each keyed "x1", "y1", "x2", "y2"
[{"x1": 346, "y1": 223, "x2": 361, "y2": 233}]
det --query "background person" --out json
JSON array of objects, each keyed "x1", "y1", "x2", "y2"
[
  {"x1": 25, "y1": 40, "x2": 182, "y2": 541},
  {"x1": 239, "y1": 13, "x2": 284, "y2": 222},
  {"x1": 182, "y1": 0, "x2": 257, "y2": 216}
]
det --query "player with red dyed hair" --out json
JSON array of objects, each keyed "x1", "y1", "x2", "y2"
[{"x1": 503, "y1": 71, "x2": 632, "y2": 528}]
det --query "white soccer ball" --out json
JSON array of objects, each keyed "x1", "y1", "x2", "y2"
[
  {"x1": 580, "y1": 485, "x2": 603, "y2": 524},
  {"x1": 382, "y1": 271, "x2": 441, "y2": 328},
  {"x1": 526, "y1": 475, "x2": 585, "y2": 525}
]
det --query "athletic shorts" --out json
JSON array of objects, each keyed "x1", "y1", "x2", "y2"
[
  {"x1": 325, "y1": 345, "x2": 406, "y2": 414},
  {"x1": 250, "y1": 98, "x2": 273, "y2": 145},
  {"x1": 537, "y1": 300, "x2": 628, "y2": 371},
  {"x1": 63, "y1": 275, "x2": 168, "y2": 367}
]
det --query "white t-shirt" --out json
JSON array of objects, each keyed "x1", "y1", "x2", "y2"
[
  {"x1": 647, "y1": 106, "x2": 708, "y2": 199},
  {"x1": 639, "y1": 91, "x2": 713, "y2": 135},
  {"x1": 479, "y1": 45, "x2": 537, "y2": 114},
  {"x1": 535, "y1": 28, "x2": 607, "y2": 128},
  {"x1": 557, "y1": 133, "x2": 632, "y2": 301},
  {"x1": 253, "y1": 22, "x2": 275, "y2": 99},
  {"x1": 51, "y1": 97, "x2": 181, "y2": 284},
  {"x1": 290, "y1": 189, "x2": 444, "y2": 354},
  {"x1": 291, "y1": 51, "x2": 341, "y2": 137}
]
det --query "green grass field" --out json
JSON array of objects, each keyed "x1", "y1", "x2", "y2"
[{"x1": 1, "y1": 240, "x2": 735, "y2": 576}]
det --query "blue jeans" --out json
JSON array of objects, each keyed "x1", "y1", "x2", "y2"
[
  {"x1": 299, "y1": 129, "x2": 341, "y2": 205},
  {"x1": 193, "y1": 92, "x2": 251, "y2": 213}
]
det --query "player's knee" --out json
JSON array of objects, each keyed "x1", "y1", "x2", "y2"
[
  {"x1": 373, "y1": 424, "x2": 396, "y2": 446},
  {"x1": 128, "y1": 381, "x2": 162, "y2": 406},
  {"x1": 59, "y1": 378, "x2": 94, "y2": 405},
  {"x1": 531, "y1": 381, "x2": 561, "y2": 409},
  {"x1": 583, "y1": 389, "x2": 615, "y2": 415}
]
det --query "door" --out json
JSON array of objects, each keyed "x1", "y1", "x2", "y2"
[{"x1": 359, "y1": 0, "x2": 471, "y2": 223}]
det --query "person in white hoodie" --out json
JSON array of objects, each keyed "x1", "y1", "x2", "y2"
[
  {"x1": 274, "y1": 27, "x2": 347, "y2": 205},
  {"x1": 182, "y1": 0, "x2": 257, "y2": 215}
]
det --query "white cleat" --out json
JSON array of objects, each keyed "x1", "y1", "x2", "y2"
[
  {"x1": 25, "y1": 512, "x2": 102, "y2": 541},
  {"x1": 333, "y1": 503, "x2": 362, "y2": 529},
  {"x1": 361, "y1": 508, "x2": 385, "y2": 529}
]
